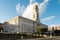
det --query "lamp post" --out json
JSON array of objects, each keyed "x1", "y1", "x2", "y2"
[{"x1": 50, "y1": 27, "x2": 52, "y2": 38}]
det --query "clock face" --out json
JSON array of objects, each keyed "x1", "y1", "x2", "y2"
[{"x1": 32, "y1": 13, "x2": 37, "y2": 21}]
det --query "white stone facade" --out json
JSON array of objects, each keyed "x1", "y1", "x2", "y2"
[
  {"x1": 3, "y1": 16, "x2": 48, "y2": 34},
  {"x1": 3, "y1": 16, "x2": 37, "y2": 34}
]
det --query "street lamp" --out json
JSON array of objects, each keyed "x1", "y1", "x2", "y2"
[{"x1": 50, "y1": 27, "x2": 52, "y2": 38}]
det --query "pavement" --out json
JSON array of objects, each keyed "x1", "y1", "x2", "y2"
[
  {"x1": 0, "y1": 36, "x2": 60, "y2": 40},
  {"x1": 16, "y1": 36, "x2": 60, "y2": 40}
]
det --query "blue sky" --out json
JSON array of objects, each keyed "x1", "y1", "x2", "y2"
[{"x1": 0, "y1": 0, "x2": 60, "y2": 26}]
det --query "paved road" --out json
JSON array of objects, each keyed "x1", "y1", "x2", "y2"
[
  {"x1": 0, "y1": 36, "x2": 60, "y2": 40},
  {"x1": 0, "y1": 38, "x2": 60, "y2": 40},
  {"x1": 16, "y1": 38, "x2": 60, "y2": 40}
]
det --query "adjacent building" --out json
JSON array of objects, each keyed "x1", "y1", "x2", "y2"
[
  {"x1": 48, "y1": 25, "x2": 60, "y2": 31},
  {"x1": 0, "y1": 23, "x2": 3, "y2": 32}
]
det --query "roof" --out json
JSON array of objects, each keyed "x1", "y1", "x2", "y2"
[
  {"x1": 5, "y1": 16, "x2": 48, "y2": 27},
  {"x1": 6, "y1": 16, "x2": 40, "y2": 24}
]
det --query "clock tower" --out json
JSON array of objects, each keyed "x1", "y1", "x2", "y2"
[{"x1": 32, "y1": 4, "x2": 40, "y2": 23}]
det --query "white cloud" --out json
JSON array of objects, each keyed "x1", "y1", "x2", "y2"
[
  {"x1": 44, "y1": 0, "x2": 49, "y2": 3},
  {"x1": 16, "y1": 3, "x2": 20, "y2": 13},
  {"x1": 41, "y1": 16, "x2": 55, "y2": 21},
  {"x1": 16, "y1": 3, "x2": 26, "y2": 14},
  {"x1": 38, "y1": 0, "x2": 49, "y2": 15},
  {"x1": 30, "y1": 0, "x2": 36, "y2": 4},
  {"x1": 20, "y1": 5, "x2": 26, "y2": 14}
]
